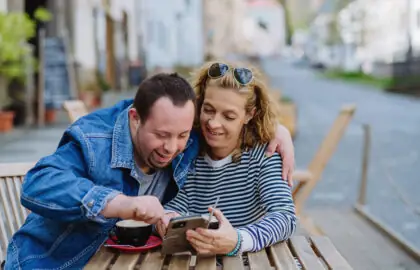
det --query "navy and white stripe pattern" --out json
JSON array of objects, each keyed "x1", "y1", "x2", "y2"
[{"x1": 164, "y1": 144, "x2": 297, "y2": 252}]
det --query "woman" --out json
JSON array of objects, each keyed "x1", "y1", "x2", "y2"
[{"x1": 159, "y1": 62, "x2": 296, "y2": 256}]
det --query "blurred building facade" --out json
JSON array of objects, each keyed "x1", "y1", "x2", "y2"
[
  {"x1": 204, "y1": 0, "x2": 286, "y2": 60},
  {"x1": 137, "y1": 0, "x2": 204, "y2": 70},
  {"x1": 72, "y1": 0, "x2": 139, "y2": 90},
  {"x1": 0, "y1": 0, "x2": 6, "y2": 11},
  {"x1": 203, "y1": 0, "x2": 248, "y2": 59},
  {"x1": 2, "y1": 0, "x2": 140, "y2": 90},
  {"x1": 339, "y1": 0, "x2": 420, "y2": 75},
  {"x1": 243, "y1": 0, "x2": 286, "y2": 57},
  {"x1": 305, "y1": 0, "x2": 420, "y2": 76}
]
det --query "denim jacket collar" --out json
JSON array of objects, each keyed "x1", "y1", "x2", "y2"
[{"x1": 111, "y1": 107, "x2": 134, "y2": 169}]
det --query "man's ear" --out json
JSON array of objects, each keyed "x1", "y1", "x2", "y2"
[{"x1": 128, "y1": 108, "x2": 140, "y2": 123}]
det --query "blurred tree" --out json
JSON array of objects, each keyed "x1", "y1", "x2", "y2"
[
  {"x1": 0, "y1": 7, "x2": 52, "y2": 83},
  {"x1": 0, "y1": 12, "x2": 36, "y2": 82},
  {"x1": 276, "y1": 0, "x2": 293, "y2": 45},
  {"x1": 34, "y1": 7, "x2": 52, "y2": 22},
  {"x1": 326, "y1": 0, "x2": 352, "y2": 45}
]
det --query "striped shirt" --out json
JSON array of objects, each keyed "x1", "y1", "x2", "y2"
[{"x1": 164, "y1": 144, "x2": 297, "y2": 252}]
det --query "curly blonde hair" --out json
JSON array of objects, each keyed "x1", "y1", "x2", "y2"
[{"x1": 191, "y1": 61, "x2": 279, "y2": 158}]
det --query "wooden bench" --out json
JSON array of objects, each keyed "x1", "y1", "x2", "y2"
[
  {"x1": 63, "y1": 100, "x2": 89, "y2": 123},
  {"x1": 85, "y1": 235, "x2": 352, "y2": 269},
  {"x1": 292, "y1": 104, "x2": 356, "y2": 218},
  {"x1": 0, "y1": 162, "x2": 35, "y2": 263}
]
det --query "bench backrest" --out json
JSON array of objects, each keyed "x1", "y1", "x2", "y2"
[
  {"x1": 0, "y1": 163, "x2": 34, "y2": 262},
  {"x1": 63, "y1": 100, "x2": 89, "y2": 123},
  {"x1": 293, "y1": 104, "x2": 356, "y2": 214}
]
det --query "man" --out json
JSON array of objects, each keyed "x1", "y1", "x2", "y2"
[{"x1": 4, "y1": 73, "x2": 294, "y2": 269}]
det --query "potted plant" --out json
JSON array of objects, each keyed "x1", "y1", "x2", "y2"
[
  {"x1": 0, "y1": 11, "x2": 36, "y2": 132},
  {"x1": 79, "y1": 72, "x2": 109, "y2": 110},
  {"x1": 0, "y1": 8, "x2": 52, "y2": 130}
]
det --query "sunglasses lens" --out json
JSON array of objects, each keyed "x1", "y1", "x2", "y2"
[
  {"x1": 208, "y1": 63, "x2": 229, "y2": 78},
  {"x1": 233, "y1": 68, "x2": 253, "y2": 85}
]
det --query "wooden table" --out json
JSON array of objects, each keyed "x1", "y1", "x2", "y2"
[{"x1": 85, "y1": 235, "x2": 352, "y2": 269}]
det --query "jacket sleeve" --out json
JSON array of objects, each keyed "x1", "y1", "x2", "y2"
[{"x1": 21, "y1": 126, "x2": 121, "y2": 223}]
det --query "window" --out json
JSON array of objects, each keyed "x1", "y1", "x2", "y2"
[
  {"x1": 158, "y1": 21, "x2": 166, "y2": 50},
  {"x1": 417, "y1": 10, "x2": 420, "y2": 28}
]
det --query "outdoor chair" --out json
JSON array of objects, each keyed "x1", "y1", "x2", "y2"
[
  {"x1": 63, "y1": 100, "x2": 89, "y2": 123},
  {"x1": 291, "y1": 104, "x2": 356, "y2": 233},
  {"x1": 0, "y1": 162, "x2": 35, "y2": 263}
]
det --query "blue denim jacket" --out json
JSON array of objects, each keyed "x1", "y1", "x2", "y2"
[{"x1": 5, "y1": 99, "x2": 199, "y2": 269}]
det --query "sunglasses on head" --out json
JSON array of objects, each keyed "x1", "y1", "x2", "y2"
[{"x1": 207, "y1": 63, "x2": 254, "y2": 85}]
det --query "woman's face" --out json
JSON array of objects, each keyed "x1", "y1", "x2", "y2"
[{"x1": 200, "y1": 85, "x2": 252, "y2": 154}]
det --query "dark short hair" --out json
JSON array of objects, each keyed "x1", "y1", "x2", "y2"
[{"x1": 133, "y1": 73, "x2": 196, "y2": 122}]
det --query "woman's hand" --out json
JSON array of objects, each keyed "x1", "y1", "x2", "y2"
[
  {"x1": 266, "y1": 124, "x2": 295, "y2": 187},
  {"x1": 186, "y1": 207, "x2": 238, "y2": 255},
  {"x1": 156, "y1": 211, "x2": 181, "y2": 239}
]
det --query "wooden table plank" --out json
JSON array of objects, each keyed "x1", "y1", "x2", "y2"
[
  {"x1": 168, "y1": 254, "x2": 191, "y2": 270},
  {"x1": 248, "y1": 249, "x2": 272, "y2": 270},
  {"x1": 84, "y1": 247, "x2": 116, "y2": 270},
  {"x1": 138, "y1": 250, "x2": 166, "y2": 270},
  {"x1": 310, "y1": 236, "x2": 353, "y2": 270},
  {"x1": 85, "y1": 236, "x2": 350, "y2": 270},
  {"x1": 110, "y1": 253, "x2": 141, "y2": 270},
  {"x1": 140, "y1": 250, "x2": 165, "y2": 270},
  {"x1": 222, "y1": 256, "x2": 244, "y2": 270},
  {"x1": 270, "y1": 242, "x2": 299, "y2": 270},
  {"x1": 290, "y1": 236, "x2": 324, "y2": 270},
  {"x1": 195, "y1": 255, "x2": 216, "y2": 270}
]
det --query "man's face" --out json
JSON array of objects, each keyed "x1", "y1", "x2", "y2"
[{"x1": 129, "y1": 97, "x2": 195, "y2": 170}]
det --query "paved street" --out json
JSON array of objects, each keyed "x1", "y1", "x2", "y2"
[{"x1": 262, "y1": 58, "x2": 420, "y2": 250}]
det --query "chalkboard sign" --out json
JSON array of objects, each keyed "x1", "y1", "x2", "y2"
[{"x1": 43, "y1": 37, "x2": 72, "y2": 109}]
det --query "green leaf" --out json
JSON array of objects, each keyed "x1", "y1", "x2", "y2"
[
  {"x1": 0, "y1": 11, "x2": 37, "y2": 81},
  {"x1": 34, "y1": 7, "x2": 53, "y2": 22}
]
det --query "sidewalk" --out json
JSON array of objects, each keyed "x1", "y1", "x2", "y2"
[
  {"x1": 0, "y1": 90, "x2": 136, "y2": 164},
  {"x1": 0, "y1": 124, "x2": 68, "y2": 163}
]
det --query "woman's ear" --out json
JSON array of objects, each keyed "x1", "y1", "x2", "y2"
[{"x1": 245, "y1": 108, "x2": 256, "y2": 124}]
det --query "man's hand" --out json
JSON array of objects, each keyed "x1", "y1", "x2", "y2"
[
  {"x1": 186, "y1": 207, "x2": 237, "y2": 255},
  {"x1": 266, "y1": 124, "x2": 295, "y2": 187},
  {"x1": 156, "y1": 211, "x2": 181, "y2": 238},
  {"x1": 101, "y1": 194, "x2": 164, "y2": 224}
]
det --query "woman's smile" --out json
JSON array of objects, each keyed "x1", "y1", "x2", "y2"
[{"x1": 205, "y1": 126, "x2": 224, "y2": 138}]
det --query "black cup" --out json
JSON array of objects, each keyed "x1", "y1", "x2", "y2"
[{"x1": 115, "y1": 220, "x2": 152, "y2": 247}]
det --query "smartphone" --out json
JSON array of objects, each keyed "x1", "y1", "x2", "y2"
[{"x1": 161, "y1": 214, "x2": 219, "y2": 254}]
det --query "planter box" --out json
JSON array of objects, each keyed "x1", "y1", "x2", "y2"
[
  {"x1": 81, "y1": 92, "x2": 102, "y2": 110},
  {"x1": 0, "y1": 111, "x2": 15, "y2": 132},
  {"x1": 45, "y1": 109, "x2": 56, "y2": 124},
  {"x1": 278, "y1": 101, "x2": 297, "y2": 139}
]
